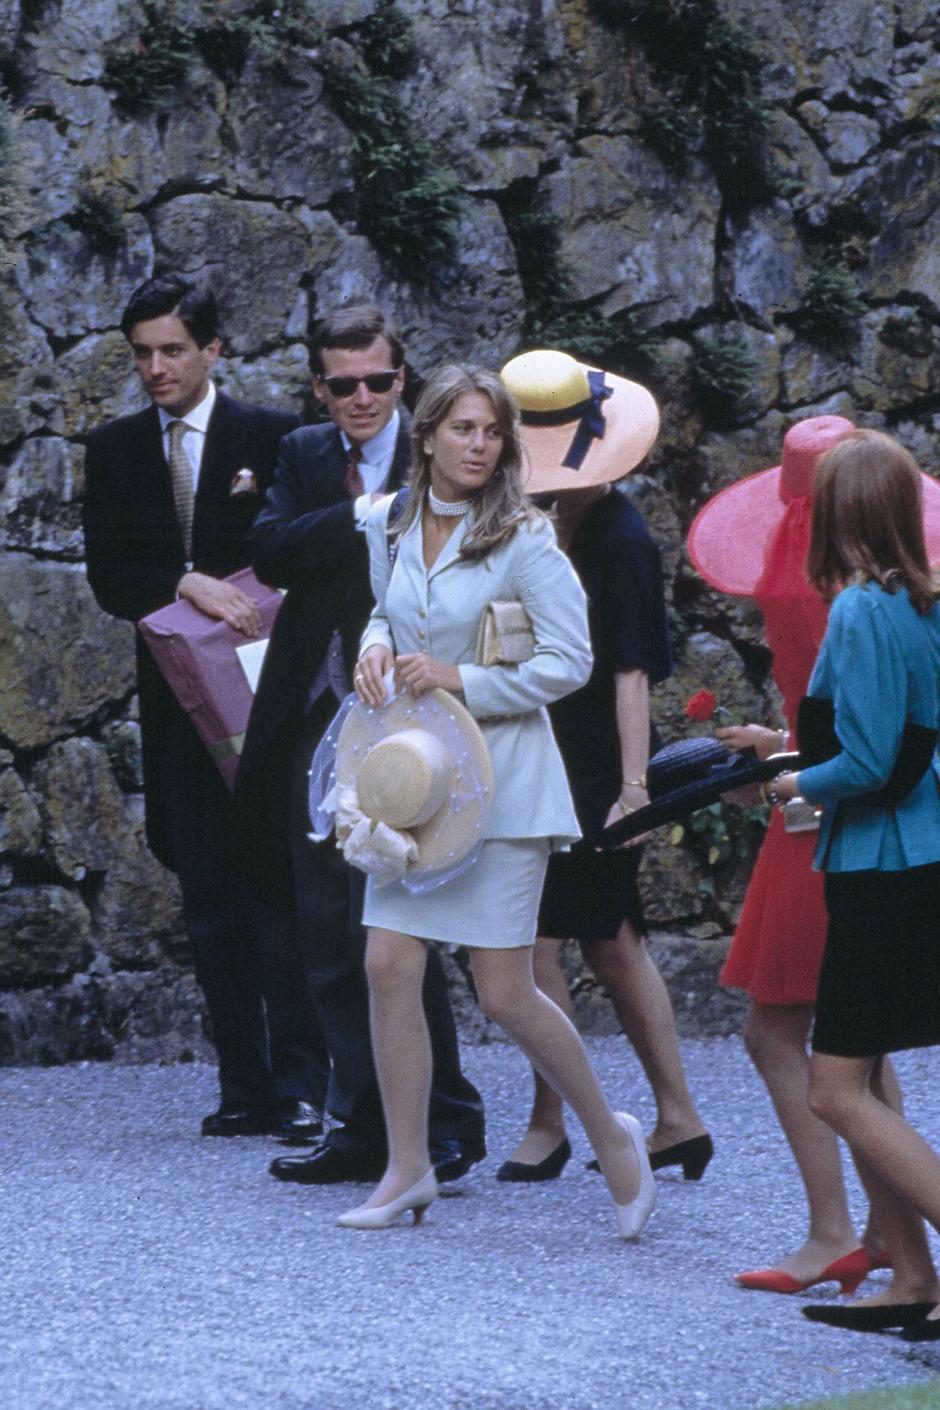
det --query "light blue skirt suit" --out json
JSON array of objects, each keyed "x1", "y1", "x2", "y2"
[{"x1": 359, "y1": 496, "x2": 592, "y2": 948}]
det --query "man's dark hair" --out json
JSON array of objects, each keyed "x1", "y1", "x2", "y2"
[
  {"x1": 309, "y1": 304, "x2": 405, "y2": 376},
  {"x1": 120, "y1": 274, "x2": 220, "y2": 347}
]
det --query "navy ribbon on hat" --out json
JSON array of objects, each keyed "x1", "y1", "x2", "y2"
[{"x1": 519, "y1": 370, "x2": 613, "y2": 470}]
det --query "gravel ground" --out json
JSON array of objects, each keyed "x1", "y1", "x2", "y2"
[{"x1": 3, "y1": 1036, "x2": 940, "y2": 1410}]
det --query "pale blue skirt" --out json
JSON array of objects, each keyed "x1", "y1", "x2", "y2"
[{"x1": 362, "y1": 838, "x2": 551, "y2": 949}]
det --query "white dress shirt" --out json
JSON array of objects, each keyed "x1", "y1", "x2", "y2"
[{"x1": 157, "y1": 380, "x2": 216, "y2": 491}]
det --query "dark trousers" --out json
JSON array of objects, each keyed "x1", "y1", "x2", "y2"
[
  {"x1": 160, "y1": 709, "x2": 328, "y2": 1110},
  {"x1": 291, "y1": 698, "x2": 485, "y2": 1151}
]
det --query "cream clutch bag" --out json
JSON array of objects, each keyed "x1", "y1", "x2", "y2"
[{"x1": 475, "y1": 600, "x2": 535, "y2": 666}]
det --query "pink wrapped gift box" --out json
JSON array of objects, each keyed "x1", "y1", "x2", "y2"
[{"x1": 139, "y1": 568, "x2": 283, "y2": 790}]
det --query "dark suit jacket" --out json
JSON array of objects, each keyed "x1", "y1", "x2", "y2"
[
  {"x1": 235, "y1": 417, "x2": 411, "y2": 899},
  {"x1": 82, "y1": 391, "x2": 301, "y2": 868}
]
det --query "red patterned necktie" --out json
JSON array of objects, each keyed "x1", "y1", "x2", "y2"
[{"x1": 344, "y1": 444, "x2": 364, "y2": 498}]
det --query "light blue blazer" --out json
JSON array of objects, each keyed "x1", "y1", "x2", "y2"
[
  {"x1": 361, "y1": 498, "x2": 592, "y2": 844},
  {"x1": 798, "y1": 582, "x2": 940, "y2": 872}
]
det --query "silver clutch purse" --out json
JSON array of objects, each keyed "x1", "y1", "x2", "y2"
[{"x1": 781, "y1": 797, "x2": 821, "y2": 833}]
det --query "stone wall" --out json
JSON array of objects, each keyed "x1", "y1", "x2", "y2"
[{"x1": 0, "y1": 0, "x2": 937, "y2": 1061}]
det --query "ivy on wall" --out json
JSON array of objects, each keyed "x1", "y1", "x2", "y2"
[
  {"x1": 588, "y1": 0, "x2": 771, "y2": 208},
  {"x1": 102, "y1": 0, "x2": 459, "y2": 282}
]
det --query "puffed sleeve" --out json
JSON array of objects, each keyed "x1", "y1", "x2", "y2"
[
  {"x1": 458, "y1": 517, "x2": 593, "y2": 717},
  {"x1": 359, "y1": 495, "x2": 396, "y2": 657},
  {"x1": 799, "y1": 588, "x2": 908, "y2": 803}
]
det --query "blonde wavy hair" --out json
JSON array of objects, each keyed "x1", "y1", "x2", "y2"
[{"x1": 395, "y1": 364, "x2": 542, "y2": 559}]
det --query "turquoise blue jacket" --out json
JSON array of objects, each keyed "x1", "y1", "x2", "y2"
[{"x1": 798, "y1": 581, "x2": 940, "y2": 872}]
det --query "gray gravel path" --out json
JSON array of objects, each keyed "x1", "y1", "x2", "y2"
[{"x1": 3, "y1": 1036, "x2": 940, "y2": 1410}]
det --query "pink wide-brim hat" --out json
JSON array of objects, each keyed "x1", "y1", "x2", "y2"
[
  {"x1": 500, "y1": 350, "x2": 660, "y2": 495},
  {"x1": 688, "y1": 415, "x2": 940, "y2": 596}
]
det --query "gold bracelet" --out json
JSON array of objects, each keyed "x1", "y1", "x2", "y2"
[
  {"x1": 621, "y1": 775, "x2": 647, "y2": 791},
  {"x1": 613, "y1": 797, "x2": 636, "y2": 817}
]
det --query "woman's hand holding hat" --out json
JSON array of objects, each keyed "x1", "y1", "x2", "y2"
[
  {"x1": 394, "y1": 652, "x2": 462, "y2": 698},
  {"x1": 356, "y1": 645, "x2": 393, "y2": 707},
  {"x1": 716, "y1": 723, "x2": 783, "y2": 762}
]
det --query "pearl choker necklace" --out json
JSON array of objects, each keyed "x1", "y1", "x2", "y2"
[{"x1": 428, "y1": 489, "x2": 471, "y2": 517}]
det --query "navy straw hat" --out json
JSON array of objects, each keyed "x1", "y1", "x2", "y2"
[{"x1": 598, "y1": 739, "x2": 800, "y2": 848}]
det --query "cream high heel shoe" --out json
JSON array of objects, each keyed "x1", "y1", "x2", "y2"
[
  {"x1": 336, "y1": 1169, "x2": 438, "y2": 1230},
  {"x1": 612, "y1": 1112, "x2": 657, "y2": 1240}
]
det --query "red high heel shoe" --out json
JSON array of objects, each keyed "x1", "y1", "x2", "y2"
[{"x1": 735, "y1": 1246, "x2": 892, "y2": 1295}]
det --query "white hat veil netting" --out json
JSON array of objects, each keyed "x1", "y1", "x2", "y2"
[{"x1": 308, "y1": 680, "x2": 492, "y2": 895}]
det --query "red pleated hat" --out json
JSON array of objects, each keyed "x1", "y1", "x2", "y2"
[{"x1": 688, "y1": 416, "x2": 940, "y2": 596}]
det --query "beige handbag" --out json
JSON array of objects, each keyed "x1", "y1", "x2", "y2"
[{"x1": 475, "y1": 600, "x2": 535, "y2": 666}]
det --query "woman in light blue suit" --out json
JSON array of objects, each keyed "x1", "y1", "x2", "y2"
[
  {"x1": 769, "y1": 431, "x2": 940, "y2": 1339},
  {"x1": 340, "y1": 365, "x2": 656, "y2": 1236}
]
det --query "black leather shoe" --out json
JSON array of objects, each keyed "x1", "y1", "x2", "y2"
[
  {"x1": 270, "y1": 1100, "x2": 324, "y2": 1144},
  {"x1": 496, "y1": 1137, "x2": 571, "y2": 1183},
  {"x1": 201, "y1": 1104, "x2": 270, "y2": 1137},
  {"x1": 269, "y1": 1141, "x2": 386, "y2": 1184},
  {"x1": 431, "y1": 1136, "x2": 487, "y2": 1183},
  {"x1": 802, "y1": 1301, "x2": 936, "y2": 1332}
]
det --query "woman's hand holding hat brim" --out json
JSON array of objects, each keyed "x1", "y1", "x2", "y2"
[{"x1": 355, "y1": 645, "x2": 393, "y2": 707}]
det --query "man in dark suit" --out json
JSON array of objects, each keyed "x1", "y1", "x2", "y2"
[
  {"x1": 82, "y1": 273, "x2": 325, "y2": 1141},
  {"x1": 235, "y1": 305, "x2": 486, "y2": 1184}
]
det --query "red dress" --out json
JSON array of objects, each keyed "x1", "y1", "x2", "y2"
[{"x1": 719, "y1": 498, "x2": 831, "y2": 1005}]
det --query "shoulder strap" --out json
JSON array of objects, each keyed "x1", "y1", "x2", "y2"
[{"x1": 387, "y1": 486, "x2": 410, "y2": 570}]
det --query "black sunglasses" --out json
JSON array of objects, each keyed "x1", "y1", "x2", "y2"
[{"x1": 317, "y1": 371, "x2": 399, "y2": 399}]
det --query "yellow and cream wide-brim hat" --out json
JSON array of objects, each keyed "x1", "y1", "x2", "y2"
[
  {"x1": 501, "y1": 349, "x2": 660, "y2": 495},
  {"x1": 333, "y1": 688, "x2": 494, "y2": 884}
]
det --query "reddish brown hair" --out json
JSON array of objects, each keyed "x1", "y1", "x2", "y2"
[{"x1": 807, "y1": 429, "x2": 937, "y2": 614}]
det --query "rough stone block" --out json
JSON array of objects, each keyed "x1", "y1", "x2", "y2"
[
  {"x1": 89, "y1": 794, "x2": 184, "y2": 968},
  {"x1": 18, "y1": 214, "x2": 153, "y2": 340},
  {"x1": 99, "y1": 720, "x2": 144, "y2": 793},
  {"x1": 31, "y1": 737, "x2": 128, "y2": 881},
  {"x1": 544, "y1": 135, "x2": 720, "y2": 325},
  {"x1": 0, "y1": 964, "x2": 211, "y2": 1065},
  {"x1": 0, "y1": 290, "x2": 58, "y2": 445},
  {"x1": 150, "y1": 195, "x2": 310, "y2": 357},
  {"x1": 865, "y1": 145, "x2": 940, "y2": 310},
  {"x1": 0, "y1": 436, "x2": 85, "y2": 558},
  {"x1": 0, "y1": 884, "x2": 93, "y2": 987},
  {"x1": 0, "y1": 558, "x2": 135, "y2": 750},
  {"x1": 55, "y1": 332, "x2": 142, "y2": 438},
  {"x1": 228, "y1": 55, "x2": 353, "y2": 203},
  {"x1": 0, "y1": 764, "x2": 43, "y2": 859}
]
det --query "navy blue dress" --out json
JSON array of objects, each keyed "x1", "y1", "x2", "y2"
[{"x1": 538, "y1": 488, "x2": 674, "y2": 942}]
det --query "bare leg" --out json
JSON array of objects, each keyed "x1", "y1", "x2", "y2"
[
  {"x1": 808, "y1": 1052, "x2": 940, "y2": 1311},
  {"x1": 470, "y1": 944, "x2": 640, "y2": 1206},
  {"x1": 857, "y1": 1053, "x2": 901, "y2": 1254},
  {"x1": 584, "y1": 922, "x2": 707, "y2": 1151},
  {"x1": 743, "y1": 1002, "x2": 859, "y2": 1280},
  {"x1": 503, "y1": 937, "x2": 571, "y2": 1164},
  {"x1": 358, "y1": 927, "x2": 432, "y2": 1209}
]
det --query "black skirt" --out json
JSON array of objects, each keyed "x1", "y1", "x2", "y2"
[
  {"x1": 537, "y1": 839, "x2": 647, "y2": 943},
  {"x1": 812, "y1": 860, "x2": 940, "y2": 1057}
]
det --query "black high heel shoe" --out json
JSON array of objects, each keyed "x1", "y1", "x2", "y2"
[
  {"x1": 649, "y1": 1133, "x2": 713, "y2": 1181},
  {"x1": 587, "y1": 1132, "x2": 713, "y2": 1181},
  {"x1": 496, "y1": 1138, "x2": 571, "y2": 1183}
]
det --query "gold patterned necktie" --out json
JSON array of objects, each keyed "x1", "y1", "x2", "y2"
[{"x1": 168, "y1": 419, "x2": 194, "y2": 559}]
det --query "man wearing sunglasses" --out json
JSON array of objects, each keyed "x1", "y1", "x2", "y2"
[{"x1": 236, "y1": 305, "x2": 486, "y2": 1187}]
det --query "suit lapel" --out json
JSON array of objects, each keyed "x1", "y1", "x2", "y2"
[
  {"x1": 388, "y1": 417, "x2": 411, "y2": 491},
  {"x1": 425, "y1": 515, "x2": 468, "y2": 580},
  {"x1": 197, "y1": 390, "x2": 237, "y2": 505}
]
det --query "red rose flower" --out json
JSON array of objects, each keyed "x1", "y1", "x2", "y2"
[{"x1": 685, "y1": 689, "x2": 717, "y2": 723}]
